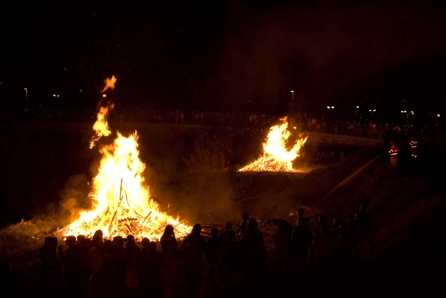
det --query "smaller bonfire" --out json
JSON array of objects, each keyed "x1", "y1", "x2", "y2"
[
  {"x1": 55, "y1": 76, "x2": 191, "y2": 240},
  {"x1": 238, "y1": 117, "x2": 308, "y2": 172}
]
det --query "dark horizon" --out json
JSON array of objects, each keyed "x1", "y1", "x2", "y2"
[{"x1": 1, "y1": 0, "x2": 446, "y2": 121}]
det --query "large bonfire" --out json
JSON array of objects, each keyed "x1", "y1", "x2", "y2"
[
  {"x1": 238, "y1": 117, "x2": 308, "y2": 172},
  {"x1": 56, "y1": 76, "x2": 191, "y2": 240}
]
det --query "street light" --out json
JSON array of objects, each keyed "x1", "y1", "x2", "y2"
[
  {"x1": 24, "y1": 88, "x2": 28, "y2": 98},
  {"x1": 290, "y1": 90, "x2": 294, "y2": 112},
  {"x1": 401, "y1": 110, "x2": 409, "y2": 124}
]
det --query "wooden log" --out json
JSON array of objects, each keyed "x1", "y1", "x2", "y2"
[{"x1": 108, "y1": 178, "x2": 123, "y2": 234}]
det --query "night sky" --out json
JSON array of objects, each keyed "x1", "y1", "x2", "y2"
[{"x1": 1, "y1": 0, "x2": 446, "y2": 121}]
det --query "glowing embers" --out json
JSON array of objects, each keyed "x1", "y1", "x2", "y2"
[
  {"x1": 58, "y1": 76, "x2": 191, "y2": 240},
  {"x1": 238, "y1": 117, "x2": 308, "y2": 172}
]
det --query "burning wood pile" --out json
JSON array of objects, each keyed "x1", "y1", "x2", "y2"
[
  {"x1": 55, "y1": 76, "x2": 191, "y2": 240},
  {"x1": 238, "y1": 117, "x2": 308, "y2": 172}
]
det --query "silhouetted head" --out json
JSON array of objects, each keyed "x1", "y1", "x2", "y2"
[
  {"x1": 211, "y1": 227, "x2": 218, "y2": 237},
  {"x1": 227, "y1": 229, "x2": 236, "y2": 240},
  {"x1": 93, "y1": 230, "x2": 103, "y2": 239},
  {"x1": 270, "y1": 218, "x2": 279, "y2": 226},
  {"x1": 224, "y1": 222, "x2": 232, "y2": 231},
  {"x1": 192, "y1": 224, "x2": 201, "y2": 234},
  {"x1": 248, "y1": 218, "x2": 258, "y2": 229},
  {"x1": 126, "y1": 238, "x2": 136, "y2": 250},
  {"x1": 148, "y1": 242, "x2": 157, "y2": 252},
  {"x1": 77, "y1": 235, "x2": 86, "y2": 244},
  {"x1": 126, "y1": 235, "x2": 135, "y2": 242},
  {"x1": 113, "y1": 236, "x2": 124, "y2": 246},
  {"x1": 318, "y1": 213, "x2": 327, "y2": 223},
  {"x1": 141, "y1": 238, "x2": 150, "y2": 248},
  {"x1": 242, "y1": 212, "x2": 249, "y2": 220},
  {"x1": 93, "y1": 230, "x2": 103, "y2": 245},
  {"x1": 65, "y1": 235, "x2": 77, "y2": 247},
  {"x1": 164, "y1": 225, "x2": 174, "y2": 236},
  {"x1": 297, "y1": 208, "x2": 305, "y2": 218},
  {"x1": 44, "y1": 237, "x2": 58, "y2": 249}
]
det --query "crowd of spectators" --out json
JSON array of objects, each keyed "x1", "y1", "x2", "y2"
[
  {"x1": 16, "y1": 107, "x2": 431, "y2": 142},
  {"x1": 4, "y1": 202, "x2": 376, "y2": 298}
]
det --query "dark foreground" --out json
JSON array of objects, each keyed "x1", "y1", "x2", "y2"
[{"x1": 1, "y1": 202, "x2": 445, "y2": 298}]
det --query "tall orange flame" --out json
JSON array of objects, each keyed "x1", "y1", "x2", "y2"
[
  {"x1": 59, "y1": 76, "x2": 191, "y2": 240},
  {"x1": 238, "y1": 117, "x2": 308, "y2": 172}
]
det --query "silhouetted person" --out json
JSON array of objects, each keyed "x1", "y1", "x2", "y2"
[
  {"x1": 219, "y1": 222, "x2": 234, "y2": 249},
  {"x1": 220, "y1": 229, "x2": 239, "y2": 286},
  {"x1": 297, "y1": 208, "x2": 305, "y2": 222},
  {"x1": 264, "y1": 218, "x2": 294, "y2": 237},
  {"x1": 112, "y1": 236, "x2": 126, "y2": 297},
  {"x1": 314, "y1": 213, "x2": 328, "y2": 236},
  {"x1": 124, "y1": 237, "x2": 139, "y2": 296},
  {"x1": 238, "y1": 212, "x2": 249, "y2": 233},
  {"x1": 59, "y1": 235, "x2": 83, "y2": 298},
  {"x1": 312, "y1": 224, "x2": 334, "y2": 283},
  {"x1": 38, "y1": 236, "x2": 64, "y2": 297},
  {"x1": 160, "y1": 225, "x2": 178, "y2": 254},
  {"x1": 137, "y1": 239, "x2": 163, "y2": 298},
  {"x1": 291, "y1": 217, "x2": 312, "y2": 277},
  {"x1": 273, "y1": 221, "x2": 293, "y2": 277},
  {"x1": 352, "y1": 203, "x2": 376, "y2": 265},
  {"x1": 162, "y1": 246, "x2": 182, "y2": 298},
  {"x1": 181, "y1": 223, "x2": 206, "y2": 297},
  {"x1": 238, "y1": 218, "x2": 267, "y2": 283},
  {"x1": 332, "y1": 218, "x2": 353, "y2": 277},
  {"x1": 86, "y1": 230, "x2": 104, "y2": 276},
  {"x1": 102, "y1": 240, "x2": 114, "y2": 256},
  {"x1": 205, "y1": 227, "x2": 221, "y2": 275},
  {"x1": 91, "y1": 254, "x2": 119, "y2": 298}
]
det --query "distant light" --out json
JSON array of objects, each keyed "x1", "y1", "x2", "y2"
[
  {"x1": 411, "y1": 111, "x2": 414, "y2": 115},
  {"x1": 102, "y1": 94, "x2": 107, "y2": 98},
  {"x1": 293, "y1": 126, "x2": 296, "y2": 129},
  {"x1": 369, "y1": 109, "x2": 372, "y2": 112},
  {"x1": 53, "y1": 94, "x2": 56, "y2": 97},
  {"x1": 327, "y1": 106, "x2": 331, "y2": 109},
  {"x1": 331, "y1": 106, "x2": 335, "y2": 109},
  {"x1": 356, "y1": 106, "x2": 360, "y2": 109},
  {"x1": 57, "y1": 95, "x2": 60, "y2": 98},
  {"x1": 290, "y1": 90, "x2": 294, "y2": 93},
  {"x1": 437, "y1": 114, "x2": 441, "y2": 118},
  {"x1": 79, "y1": 89, "x2": 83, "y2": 93},
  {"x1": 373, "y1": 109, "x2": 376, "y2": 112}
]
